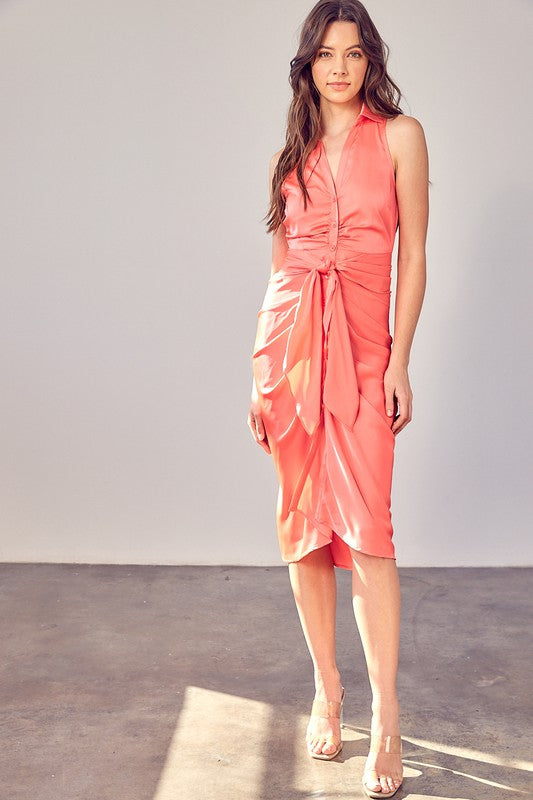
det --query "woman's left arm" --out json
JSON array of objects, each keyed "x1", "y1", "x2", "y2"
[{"x1": 384, "y1": 114, "x2": 429, "y2": 434}]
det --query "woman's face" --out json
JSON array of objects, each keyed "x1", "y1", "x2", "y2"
[{"x1": 311, "y1": 21, "x2": 369, "y2": 106}]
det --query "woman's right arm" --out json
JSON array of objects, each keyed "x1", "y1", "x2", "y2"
[
  {"x1": 248, "y1": 148, "x2": 288, "y2": 451},
  {"x1": 269, "y1": 148, "x2": 289, "y2": 277}
]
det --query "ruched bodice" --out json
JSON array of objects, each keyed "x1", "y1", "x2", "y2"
[
  {"x1": 282, "y1": 102, "x2": 398, "y2": 252},
  {"x1": 251, "y1": 100, "x2": 399, "y2": 569}
]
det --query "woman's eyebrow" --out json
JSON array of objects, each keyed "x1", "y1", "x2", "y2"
[{"x1": 319, "y1": 43, "x2": 362, "y2": 50}]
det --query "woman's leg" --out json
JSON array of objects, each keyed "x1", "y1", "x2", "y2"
[
  {"x1": 351, "y1": 550, "x2": 403, "y2": 794},
  {"x1": 288, "y1": 543, "x2": 343, "y2": 756}
]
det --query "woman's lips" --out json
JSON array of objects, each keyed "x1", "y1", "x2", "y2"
[{"x1": 328, "y1": 83, "x2": 350, "y2": 90}]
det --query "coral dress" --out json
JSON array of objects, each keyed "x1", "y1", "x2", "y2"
[{"x1": 251, "y1": 100, "x2": 399, "y2": 570}]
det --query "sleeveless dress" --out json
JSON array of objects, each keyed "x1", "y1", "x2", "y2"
[{"x1": 251, "y1": 100, "x2": 399, "y2": 570}]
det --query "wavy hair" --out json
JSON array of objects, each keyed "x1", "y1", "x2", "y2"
[{"x1": 264, "y1": 0, "x2": 404, "y2": 234}]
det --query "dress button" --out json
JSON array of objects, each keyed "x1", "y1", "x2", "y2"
[{"x1": 330, "y1": 244, "x2": 335, "y2": 250}]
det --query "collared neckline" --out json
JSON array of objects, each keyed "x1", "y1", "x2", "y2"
[{"x1": 359, "y1": 99, "x2": 383, "y2": 122}]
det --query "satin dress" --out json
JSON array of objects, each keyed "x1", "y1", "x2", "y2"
[{"x1": 251, "y1": 100, "x2": 399, "y2": 570}]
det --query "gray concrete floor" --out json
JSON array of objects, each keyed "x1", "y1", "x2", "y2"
[{"x1": 0, "y1": 564, "x2": 531, "y2": 799}]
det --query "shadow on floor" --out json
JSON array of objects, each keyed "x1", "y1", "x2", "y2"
[{"x1": 0, "y1": 564, "x2": 530, "y2": 799}]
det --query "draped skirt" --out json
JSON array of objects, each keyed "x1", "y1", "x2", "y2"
[{"x1": 251, "y1": 244, "x2": 397, "y2": 570}]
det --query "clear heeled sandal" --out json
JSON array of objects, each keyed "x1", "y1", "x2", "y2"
[
  {"x1": 362, "y1": 733, "x2": 403, "y2": 798},
  {"x1": 306, "y1": 685, "x2": 345, "y2": 760}
]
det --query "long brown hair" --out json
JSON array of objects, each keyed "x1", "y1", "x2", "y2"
[{"x1": 264, "y1": 0, "x2": 404, "y2": 234}]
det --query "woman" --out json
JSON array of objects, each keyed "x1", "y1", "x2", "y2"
[{"x1": 247, "y1": 1, "x2": 428, "y2": 797}]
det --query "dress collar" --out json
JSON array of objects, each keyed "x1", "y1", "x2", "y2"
[{"x1": 359, "y1": 99, "x2": 384, "y2": 122}]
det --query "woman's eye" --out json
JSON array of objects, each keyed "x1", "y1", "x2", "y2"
[{"x1": 318, "y1": 50, "x2": 362, "y2": 58}]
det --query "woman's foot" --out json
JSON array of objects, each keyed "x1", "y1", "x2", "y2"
[
  {"x1": 362, "y1": 694, "x2": 403, "y2": 794},
  {"x1": 306, "y1": 670, "x2": 343, "y2": 758}
]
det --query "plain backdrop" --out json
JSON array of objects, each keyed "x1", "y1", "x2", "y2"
[{"x1": 0, "y1": 0, "x2": 532, "y2": 566}]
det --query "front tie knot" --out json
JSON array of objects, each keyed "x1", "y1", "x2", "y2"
[
  {"x1": 281, "y1": 259, "x2": 360, "y2": 437},
  {"x1": 316, "y1": 255, "x2": 334, "y2": 275}
]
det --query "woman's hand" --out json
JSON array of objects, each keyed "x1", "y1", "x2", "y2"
[
  {"x1": 384, "y1": 358, "x2": 413, "y2": 435},
  {"x1": 248, "y1": 381, "x2": 271, "y2": 454}
]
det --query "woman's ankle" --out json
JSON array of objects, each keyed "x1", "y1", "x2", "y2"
[
  {"x1": 371, "y1": 688, "x2": 399, "y2": 706},
  {"x1": 370, "y1": 692, "x2": 400, "y2": 735},
  {"x1": 313, "y1": 666, "x2": 342, "y2": 696}
]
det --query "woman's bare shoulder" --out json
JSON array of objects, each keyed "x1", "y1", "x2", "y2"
[
  {"x1": 387, "y1": 112, "x2": 425, "y2": 139},
  {"x1": 385, "y1": 113, "x2": 427, "y2": 173}
]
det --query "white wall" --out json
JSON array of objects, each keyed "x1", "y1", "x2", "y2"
[{"x1": 0, "y1": 0, "x2": 531, "y2": 566}]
